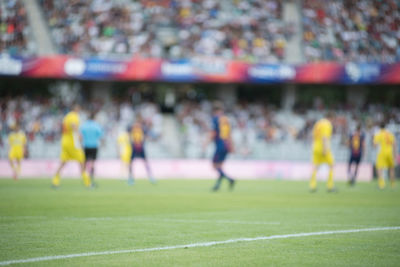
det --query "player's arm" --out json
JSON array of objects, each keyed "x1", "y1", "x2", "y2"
[
  {"x1": 346, "y1": 135, "x2": 350, "y2": 148},
  {"x1": 361, "y1": 137, "x2": 366, "y2": 160},
  {"x1": 393, "y1": 138, "x2": 397, "y2": 164},
  {"x1": 373, "y1": 133, "x2": 379, "y2": 148},
  {"x1": 23, "y1": 134, "x2": 28, "y2": 158},
  {"x1": 227, "y1": 131, "x2": 234, "y2": 153},
  {"x1": 322, "y1": 136, "x2": 330, "y2": 155},
  {"x1": 203, "y1": 130, "x2": 216, "y2": 150}
]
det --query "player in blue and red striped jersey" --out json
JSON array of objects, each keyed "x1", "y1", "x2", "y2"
[
  {"x1": 206, "y1": 102, "x2": 235, "y2": 191},
  {"x1": 127, "y1": 116, "x2": 155, "y2": 185},
  {"x1": 347, "y1": 124, "x2": 365, "y2": 185}
]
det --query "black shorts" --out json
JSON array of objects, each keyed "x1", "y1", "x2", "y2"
[{"x1": 84, "y1": 148, "x2": 98, "y2": 161}]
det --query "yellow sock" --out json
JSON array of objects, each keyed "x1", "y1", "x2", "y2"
[
  {"x1": 52, "y1": 174, "x2": 60, "y2": 187},
  {"x1": 378, "y1": 176, "x2": 386, "y2": 189},
  {"x1": 390, "y1": 179, "x2": 395, "y2": 188},
  {"x1": 17, "y1": 165, "x2": 21, "y2": 175},
  {"x1": 82, "y1": 171, "x2": 91, "y2": 187},
  {"x1": 310, "y1": 170, "x2": 317, "y2": 190},
  {"x1": 327, "y1": 169, "x2": 334, "y2": 190}
]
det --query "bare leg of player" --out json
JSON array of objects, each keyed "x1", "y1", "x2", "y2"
[
  {"x1": 9, "y1": 160, "x2": 17, "y2": 180},
  {"x1": 79, "y1": 162, "x2": 91, "y2": 187},
  {"x1": 212, "y1": 162, "x2": 235, "y2": 191},
  {"x1": 52, "y1": 161, "x2": 66, "y2": 187},
  {"x1": 86, "y1": 160, "x2": 96, "y2": 186},
  {"x1": 309, "y1": 165, "x2": 318, "y2": 192},
  {"x1": 15, "y1": 159, "x2": 21, "y2": 179},
  {"x1": 144, "y1": 159, "x2": 156, "y2": 184},
  {"x1": 377, "y1": 168, "x2": 385, "y2": 189},
  {"x1": 389, "y1": 167, "x2": 395, "y2": 188},
  {"x1": 347, "y1": 163, "x2": 352, "y2": 184},
  {"x1": 327, "y1": 165, "x2": 335, "y2": 192},
  {"x1": 352, "y1": 163, "x2": 359, "y2": 185},
  {"x1": 128, "y1": 160, "x2": 134, "y2": 185}
]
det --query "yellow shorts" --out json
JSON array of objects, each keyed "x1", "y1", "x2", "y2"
[
  {"x1": 120, "y1": 148, "x2": 132, "y2": 164},
  {"x1": 9, "y1": 147, "x2": 24, "y2": 160},
  {"x1": 312, "y1": 150, "x2": 334, "y2": 166},
  {"x1": 60, "y1": 144, "x2": 85, "y2": 163},
  {"x1": 376, "y1": 152, "x2": 394, "y2": 169}
]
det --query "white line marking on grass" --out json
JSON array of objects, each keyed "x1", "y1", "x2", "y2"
[
  {"x1": 0, "y1": 226, "x2": 399, "y2": 266},
  {"x1": 59, "y1": 217, "x2": 282, "y2": 225},
  {"x1": 159, "y1": 218, "x2": 281, "y2": 225}
]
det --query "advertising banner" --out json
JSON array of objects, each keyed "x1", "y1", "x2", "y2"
[{"x1": 0, "y1": 54, "x2": 399, "y2": 84}]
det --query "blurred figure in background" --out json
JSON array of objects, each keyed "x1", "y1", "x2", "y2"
[
  {"x1": 374, "y1": 121, "x2": 397, "y2": 189},
  {"x1": 80, "y1": 111, "x2": 103, "y2": 186},
  {"x1": 310, "y1": 112, "x2": 335, "y2": 192},
  {"x1": 128, "y1": 115, "x2": 155, "y2": 185},
  {"x1": 8, "y1": 122, "x2": 27, "y2": 180},
  {"x1": 51, "y1": 104, "x2": 91, "y2": 188},
  {"x1": 347, "y1": 124, "x2": 365, "y2": 186},
  {"x1": 117, "y1": 126, "x2": 132, "y2": 178},
  {"x1": 206, "y1": 102, "x2": 235, "y2": 192}
]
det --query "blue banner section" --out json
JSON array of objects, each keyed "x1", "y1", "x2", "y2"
[
  {"x1": 248, "y1": 64, "x2": 296, "y2": 83},
  {"x1": 160, "y1": 60, "x2": 196, "y2": 82},
  {"x1": 0, "y1": 54, "x2": 399, "y2": 84}
]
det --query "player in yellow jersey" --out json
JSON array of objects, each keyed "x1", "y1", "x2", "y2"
[
  {"x1": 373, "y1": 122, "x2": 397, "y2": 189},
  {"x1": 117, "y1": 127, "x2": 132, "y2": 176},
  {"x1": 51, "y1": 105, "x2": 91, "y2": 188},
  {"x1": 8, "y1": 123, "x2": 27, "y2": 180},
  {"x1": 309, "y1": 113, "x2": 335, "y2": 192}
]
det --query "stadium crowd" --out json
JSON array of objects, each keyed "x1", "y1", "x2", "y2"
[
  {"x1": 176, "y1": 99, "x2": 400, "y2": 159},
  {"x1": 2, "y1": 93, "x2": 399, "y2": 161},
  {"x1": 0, "y1": 0, "x2": 34, "y2": 56},
  {"x1": 0, "y1": 95, "x2": 164, "y2": 157},
  {"x1": 303, "y1": 0, "x2": 400, "y2": 63},
  {"x1": 2, "y1": 0, "x2": 400, "y2": 64},
  {"x1": 39, "y1": 0, "x2": 292, "y2": 62}
]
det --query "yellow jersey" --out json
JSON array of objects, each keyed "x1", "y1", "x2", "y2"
[
  {"x1": 312, "y1": 118, "x2": 332, "y2": 153},
  {"x1": 8, "y1": 130, "x2": 27, "y2": 150},
  {"x1": 374, "y1": 129, "x2": 395, "y2": 155},
  {"x1": 117, "y1": 131, "x2": 132, "y2": 162},
  {"x1": 118, "y1": 132, "x2": 130, "y2": 150},
  {"x1": 8, "y1": 130, "x2": 27, "y2": 160},
  {"x1": 131, "y1": 124, "x2": 144, "y2": 147},
  {"x1": 61, "y1": 111, "x2": 80, "y2": 147}
]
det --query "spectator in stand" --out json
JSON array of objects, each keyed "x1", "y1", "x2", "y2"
[
  {"x1": 0, "y1": 0, "x2": 35, "y2": 56},
  {"x1": 302, "y1": 0, "x2": 400, "y2": 63},
  {"x1": 40, "y1": 0, "x2": 293, "y2": 62}
]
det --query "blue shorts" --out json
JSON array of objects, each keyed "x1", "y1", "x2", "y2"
[
  {"x1": 349, "y1": 154, "x2": 361, "y2": 165},
  {"x1": 213, "y1": 146, "x2": 228, "y2": 163},
  {"x1": 131, "y1": 147, "x2": 146, "y2": 159}
]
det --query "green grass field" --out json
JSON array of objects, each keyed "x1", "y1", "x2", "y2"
[{"x1": 0, "y1": 178, "x2": 399, "y2": 266}]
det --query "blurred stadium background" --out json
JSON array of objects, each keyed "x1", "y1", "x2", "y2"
[{"x1": 0, "y1": 0, "x2": 400, "y2": 179}]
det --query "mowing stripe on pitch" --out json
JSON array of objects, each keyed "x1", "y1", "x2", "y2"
[{"x1": 0, "y1": 226, "x2": 399, "y2": 266}]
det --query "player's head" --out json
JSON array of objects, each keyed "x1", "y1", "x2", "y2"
[
  {"x1": 325, "y1": 111, "x2": 335, "y2": 121},
  {"x1": 11, "y1": 122, "x2": 20, "y2": 131},
  {"x1": 379, "y1": 121, "x2": 386, "y2": 129},
  {"x1": 213, "y1": 101, "x2": 224, "y2": 115},
  {"x1": 356, "y1": 124, "x2": 361, "y2": 132},
  {"x1": 135, "y1": 113, "x2": 143, "y2": 124},
  {"x1": 72, "y1": 104, "x2": 81, "y2": 113},
  {"x1": 89, "y1": 110, "x2": 96, "y2": 120}
]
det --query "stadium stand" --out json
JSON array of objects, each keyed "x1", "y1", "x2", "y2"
[
  {"x1": 1, "y1": 93, "x2": 399, "y2": 162},
  {"x1": 302, "y1": 0, "x2": 400, "y2": 62},
  {"x1": 0, "y1": 0, "x2": 35, "y2": 56},
  {"x1": 39, "y1": 0, "x2": 293, "y2": 62}
]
